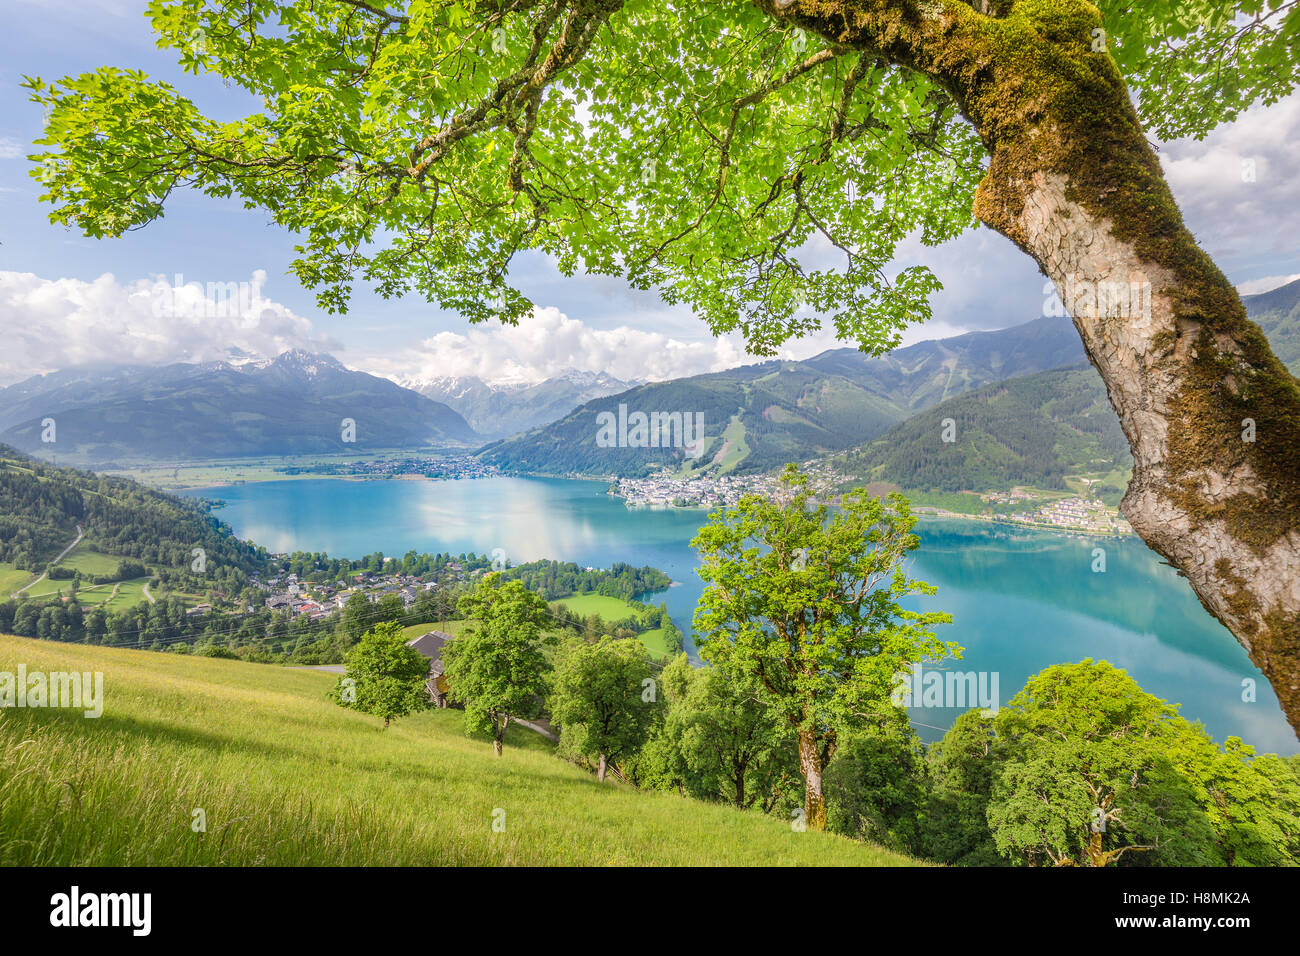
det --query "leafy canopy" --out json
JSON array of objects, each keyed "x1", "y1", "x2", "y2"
[
  {"x1": 442, "y1": 573, "x2": 554, "y2": 742},
  {"x1": 25, "y1": 1, "x2": 1297, "y2": 357},
  {"x1": 332, "y1": 619, "x2": 430, "y2": 727},
  {"x1": 691, "y1": 464, "x2": 955, "y2": 743}
]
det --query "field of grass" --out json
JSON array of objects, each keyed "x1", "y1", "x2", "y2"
[
  {"x1": 400, "y1": 620, "x2": 472, "y2": 642},
  {"x1": 551, "y1": 594, "x2": 641, "y2": 621},
  {"x1": 19, "y1": 577, "x2": 151, "y2": 610},
  {"x1": 633, "y1": 627, "x2": 677, "y2": 660},
  {"x1": 101, "y1": 579, "x2": 151, "y2": 612},
  {"x1": 54, "y1": 548, "x2": 124, "y2": 577},
  {"x1": 0, "y1": 634, "x2": 917, "y2": 866},
  {"x1": 0, "y1": 563, "x2": 33, "y2": 597},
  {"x1": 551, "y1": 595, "x2": 676, "y2": 660}
]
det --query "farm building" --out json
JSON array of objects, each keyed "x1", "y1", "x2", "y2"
[{"x1": 406, "y1": 630, "x2": 454, "y2": 707}]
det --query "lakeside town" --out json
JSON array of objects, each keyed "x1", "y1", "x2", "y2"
[
  {"x1": 611, "y1": 469, "x2": 1134, "y2": 537},
  {"x1": 609, "y1": 461, "x2": 849, "y2": 509},
  {"x1": 274, "y1": 455, "x2": 501, "y2": 480}
]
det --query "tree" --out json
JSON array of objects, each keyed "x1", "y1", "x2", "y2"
[
  {"x1": 692, "y1": 464, "x2": 953, "y2": 830},
  {"x1": 924, "y1": 709, "x2": 1002, "y2": 866},
  {"x1": 441, "y1": 574, "x2": 553, "y2": 755},
  {"x1": 550, "y1": 636, "x2": 654, "y2": 782},
  {"x1": 24, "y1": 0, "x2": 1300, "y2": 733},
  {"x1": 986, "y1": 659, "x2": 1219, "y2": 866},
  {"x1": 823, "y1": 711, "x2": 931, "y2": 854},
  {"x1": 654, "y1": 652, "x2": 799, "y2": 811},
  {"x1": 331, "y1": 620, "x2": 430, "y2": 729}
]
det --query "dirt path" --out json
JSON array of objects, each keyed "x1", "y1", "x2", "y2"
[{"x1": 10, "y1": 524, "x2": 83, "y2": 598}]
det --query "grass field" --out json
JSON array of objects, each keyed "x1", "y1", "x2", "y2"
[
  {"x1": 550, "y1": 595, "x2": 680, "y2": 659},
  {"x1": 632, "y1": 627, "x2": 676, "y2": 660},
  {"x1": 551, "y1": 594, "x2": 641, "y2": 621},
  {"x1": 54, "y1": 548, "x2": 124, "y2": 577},
  {"x1": 0, "y1": 634, "x2": 917, "y2": 866},
  {"x1": 0, "y1": 563, "x2": 33, "y2": 597},
  {"x1": 19, "y1": 577, "x2": 151, "y2": 610},
  {"x1": 400, "y1": 620, "x2": 472, "y2": 642}
]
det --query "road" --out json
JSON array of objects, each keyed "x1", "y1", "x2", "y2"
[{"x1": 10, "y1": 524, "x2": 83, "y2": 598}]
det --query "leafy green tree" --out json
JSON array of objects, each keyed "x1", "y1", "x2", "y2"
[
  {"x1": 924, "y1": 709, "x2": 1002, "y2": 866},
  {"x1": 655, "y1": 653, "x2": 799, "y2": 811},
  {"x1": 331, "y1": 620, "x2": 430, "y2": 730},
  {"x1": 986, "y1": 659, "x2": 1218, "y2": 866},
  {"x1": 692, "y1": 464, "x2": 952, "y2": 831},
  {"x1": 441, "y1": 574, "x2": 553, "y2": 755},
  {"x1": 550, "y1": 637, "x2": 654, "y2": 782},
  {"x1": 24, "y1": 0, "x2": 1300, "y2": 730},
  {"x1": 341, "y1": 591, "x2": 375, "y2": 643},
  {"x1": 824, "y1": 713, "x2": 930, "y2": 854}
]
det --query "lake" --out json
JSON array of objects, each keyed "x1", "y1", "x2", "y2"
[{"x1": 183, "y1": 475, "x2": 1298, "y2": 754}]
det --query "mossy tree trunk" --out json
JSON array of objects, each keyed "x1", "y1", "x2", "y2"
[
  {"x1": 772, "y1": 0, "x2": 1300, "y2": 736},
  {"x1": 797, "y1": 729, "x2": 828, "y2": 831}
]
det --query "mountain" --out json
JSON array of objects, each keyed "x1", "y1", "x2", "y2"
[
  {"x1": 478, "y1": 314, "x2": 1088, "y2": 477},
  {"x1": 0, "y1": 350, "x2": 478, "y2": 463},
  {"x1": 1243, "y1": 277, "x2": 1300, "y2": 374},
  {"x1": 405, "y1": 370, "x2": 637, "y2": 438},
  {"x1": 828, "y1": 365, "x2": 1132, "y2": 495}
]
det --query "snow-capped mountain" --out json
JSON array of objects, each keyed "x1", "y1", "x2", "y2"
[{"x1": 402, "y1": 369, "x2": 638, "y2": 438}]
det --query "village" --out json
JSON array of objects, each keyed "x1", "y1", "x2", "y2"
[
  {"x1": 274, "y1": 455, "x2": 500, "y2": 480},
  {"x1": 248, "y1": 562, "x2": 467, "y2": 621},
  {"x1": 609, "y1": 461, "x2": 850, "y2": 509}
]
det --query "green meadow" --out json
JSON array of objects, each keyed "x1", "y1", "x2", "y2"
[
  {"x1": 0, "y1": 634, "x2": 918, "y2": 866},
  {"x1": 550, "y1": 594, "x2": 675, "y2": 659},
  {"x1": 0, "y1": 563, "x2": 32, "y2": 597}
]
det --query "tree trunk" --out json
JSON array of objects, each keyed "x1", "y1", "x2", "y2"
[
  {"x1": 493, "y1": 714, "x2": 509, "y2": 756},
  {"x1": 781, "y1": 0, "x2": 1300, "y2": 738},
  {"x1": 597, "y1": 753, "x2": 608, "y2": 783},
  {"x1": 797, "y1": 730, "x2": 827, "y2": 831},
  {"x1": 383, "y1": 716, "x2": 390, "y2": 730},
  {"x1": 962, "y1": 14, "x2": 1300, "y2": 738}
]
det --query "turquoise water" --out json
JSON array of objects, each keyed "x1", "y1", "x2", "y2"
[{"x1": 182, "y1": 476, "x2": 1297, "y2": 754}]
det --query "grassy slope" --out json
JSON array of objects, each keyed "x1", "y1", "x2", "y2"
[{"x1": 0, "y1": 634, "x2": 917, "y2": 866}]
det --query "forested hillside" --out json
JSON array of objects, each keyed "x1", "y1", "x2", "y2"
[
  {"x1": 831, "y1": 367, "x2": 1132, "y2": 493},
  {"x1": 0, "y1": 444, "x2": 266, "y2": 579},
  {"x1": 480, "y1": 315, "x2": 1087, "y2": 476}
]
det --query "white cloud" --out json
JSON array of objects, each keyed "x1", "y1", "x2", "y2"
[
  {"x1": 0, "y1": 270, "x2": 339, "y2": 385},
  {"x1": 1160, "y1": 96, "x2": 1300, "y2": 271},
  {"x1": 359, "y1": 306, "x2": 752, "y2": 386},
  {"x1": 1237, "y1": 273, "x2": 1300, "y2": 296},
  {"x1": 0, "y1": 138, "x2": 25, "y2": 160}
]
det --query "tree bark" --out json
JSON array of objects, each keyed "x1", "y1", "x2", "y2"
[
  {"x1": 493, "y1": 714, "x2": 509, "y2": 756},
  {"x1": 777, "y1": 0, "x2": 1300, "y2": 738},
  {"x1": 797, "y1": 730, "x2": 827, "y2": 831},
  {"x1": 597, "y1": 753, "x2": 608, "y2": 782}
]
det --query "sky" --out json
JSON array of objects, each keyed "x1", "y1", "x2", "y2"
[{"x1": 0, "y1": 0, "x2": 1297, "y2": 388}]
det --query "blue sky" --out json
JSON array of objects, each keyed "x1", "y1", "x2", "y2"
[{"x1": 1, "y1": 0, "x2": 1297, "y2": 387}]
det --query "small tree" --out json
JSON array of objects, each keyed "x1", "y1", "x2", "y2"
[
  {"x1": 331, "y1": 621, "x2": 430, "y2": 730},
  {"x1": 550, "y1": 637, "x2": 654, "y2": 783},
  {"x1": 692, "y1": 464, "x2": 953, "y2": 831},
  {"x1": 441, "y1": 575, "x2": 553, "y2": 756}
]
